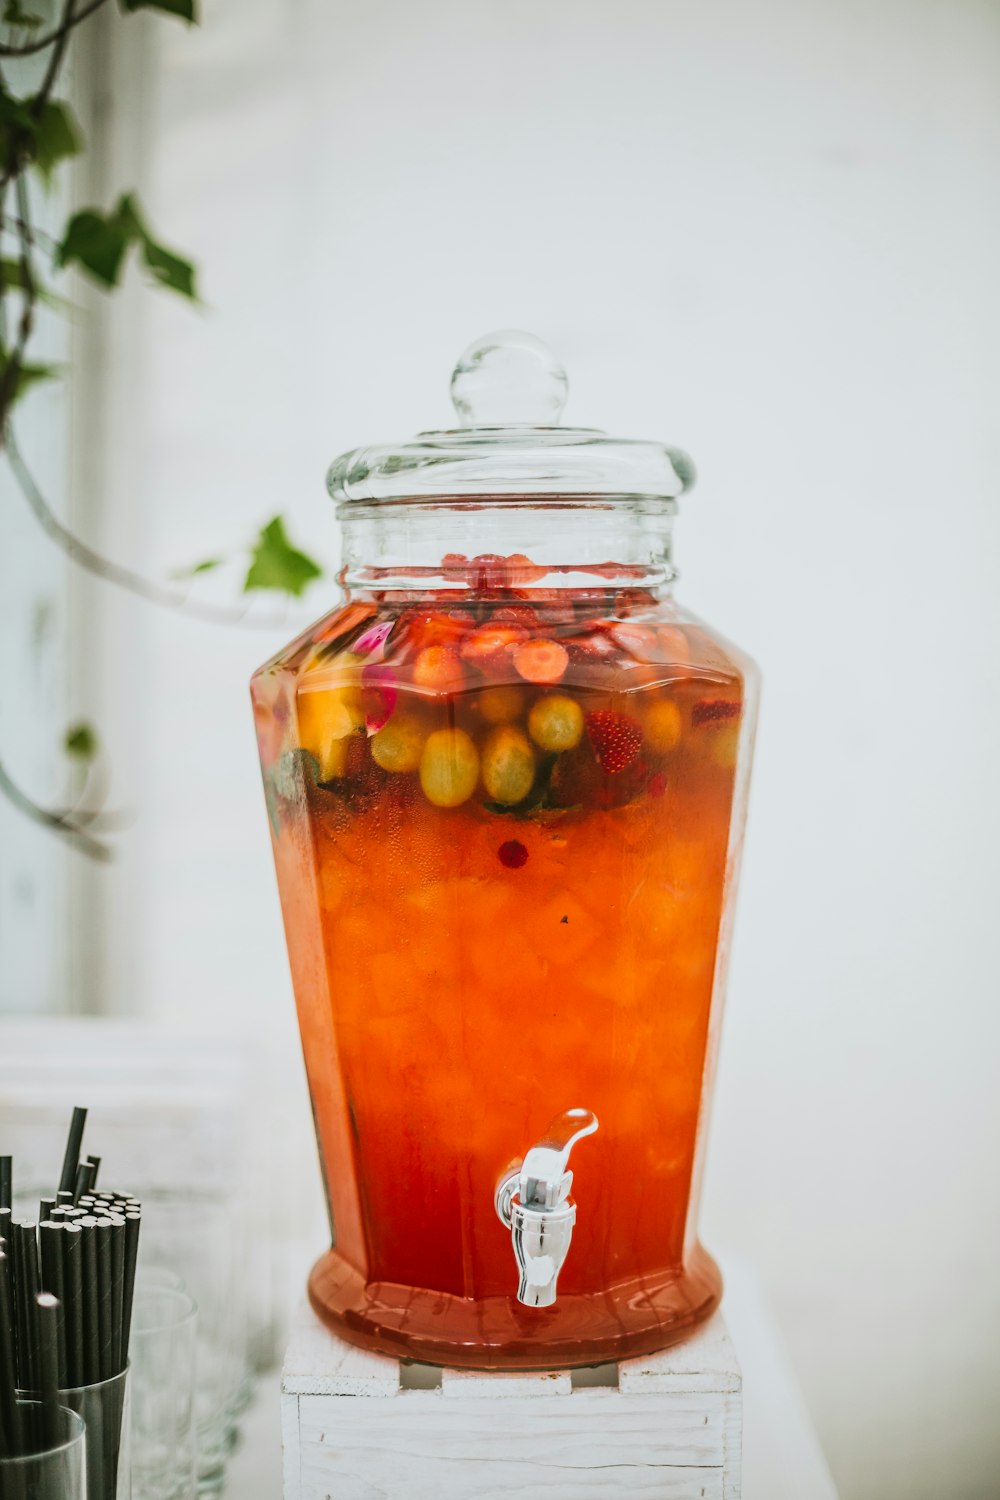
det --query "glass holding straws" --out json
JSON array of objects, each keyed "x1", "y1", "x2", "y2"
[
  {"x1": 1, "y1": 1108, "x2": 141, "y2": 1500},
  {"x1": 0, "y1": 1400, "x2": 87, "y2": 1500}
]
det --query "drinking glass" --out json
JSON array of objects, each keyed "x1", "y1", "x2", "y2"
[
  {"x1": 129, "y1": 1288, "x2": 197, "y2": 1500},
  {"x1": 0, "y1": 1401, "x2": 86, "y2": 1500},
  {"x1": 58, "y1": 1366, "x2": 131, "y2": 1500},
  {"x1": 135, "y1": 1194, "x2": 246, "y2": 1494}
]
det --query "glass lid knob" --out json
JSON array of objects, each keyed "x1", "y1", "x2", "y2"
[{"x1": 449, "y1": 329, "x2": 569, "y2": 428}]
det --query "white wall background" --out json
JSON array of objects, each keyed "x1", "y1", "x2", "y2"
[{"x1": 58, "y1": 3, "x2": 1000, "y2": 1496}]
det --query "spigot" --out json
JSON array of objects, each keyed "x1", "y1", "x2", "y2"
[{"x1": 495, "y1": 1108, "x2": 599, "y2": 1308}]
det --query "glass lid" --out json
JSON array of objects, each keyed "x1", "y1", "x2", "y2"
[{"x1": 327, "y1": 330, "x2": 696, "y2": 506}]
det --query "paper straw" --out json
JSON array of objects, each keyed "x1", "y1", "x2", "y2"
[
  {"x1": 61, "y1": 1224, "x2": 83, "y2": 1390},
  {"x1": 37, "y1": 1224, "x2": 67, "y2": 1388},
  {"x1": 12, "y1": 1222, "x2": 40, "y2": 1393},
  {"x1": 35, "y1": 1293, "x2": 60, "y2": 1448},
  {"x1": 57, "y1": 1107, "x2": 88, "y2": 1198},
  {"x1": 78, "y1": 1218, "x2": 100, "y2": 1386},
  {"x1": 72, "y1": 1163, "x2": 93, "y2": 1205},
  {"x1": 95, "y1": 1218, "x2": 115, "y2": 1381},
  {"x1": 107, "y1": 1218, "x2": 126, "y2": 1374},
  {"x1": 0, "y1": 1249, "x2": 20, "y2": 1457},
  {"x1": 0, "y1": 1159, "x2": 11, "y2": 1213},
  {"x1": 120, "y1": 1211, "x2": 141, "y2": 1365}
]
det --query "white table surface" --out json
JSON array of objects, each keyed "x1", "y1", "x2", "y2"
[{"x1": 225, "y1": 1256, "x2": 838, "y2": 1500}]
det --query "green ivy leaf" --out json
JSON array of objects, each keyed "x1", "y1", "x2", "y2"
[
  {"x1": 119, "y1": 0, "x2": 197, "y2": 20},
  {"x1": 58, "y1": 208, "x2": 132, "y2": 287},
  {"x1": 0, "y1": 347, "x2": 61, "y2": 404},
  {"x1": 140, "y1": 236, "x2": 196, "y2": 299},
  {"x1": 32, "y1": 100, "x2": 82, "y2": 188},
  {"x1": 64, "y1": 722, "x2": 99, "y2": 760},
  {"x1": 244, "y1": 517, "x2": 322, "y2": 598},
  {"x1": 2, "y1": 1, "x2": 44, "y2": 29},
  {"x1": 0, "y1": 80, "x2": 37, "y2": 172},
  {"x1": 171, "y1": 555, "x2": 223, "y2": 579},
  {"x1": 1, "y1": 255, "x2": 29, "y2": 289},
  {"x1": 58, "y1": 193, "x2": 197, "y2": 300},
  {"x1": 15, "y1": 359, "x2": 59, "y2": 396}
]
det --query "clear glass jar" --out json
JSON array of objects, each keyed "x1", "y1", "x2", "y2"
[{"x1": 251, "y1": 333, "x2": 758, "y2": 1369}]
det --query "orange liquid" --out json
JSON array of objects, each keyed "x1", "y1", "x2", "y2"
[{"x1": 254, "y1": 590, "x2": 752, "y2": 1367}]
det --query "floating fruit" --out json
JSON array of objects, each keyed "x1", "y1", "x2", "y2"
[
  {"x1": 395, "y1": 608, "x2": 473, "y2": 657},
  {"x1": 643, "y1": 698, "x2": 683, "y2": 755},
  {"x1": 610, "y1": 622, "x2": 659, "y2": 659},
  {"x1": 498, "y1": 839, "x2": 529, "y2": 869},
  {"x1": 709, "y1": 723, "x2": 741, "y2": 770},
  {"x1": 353, "y1": 620, "x2": 394, "y2": 659},
  {"x1": 478, "y1": 685, "x2": 525, "y2": 724},
  {"x1": 419, "y1": 727, "x2": 480, "y2": 807},
  {"x1": 513, "y1": 638, "x2": 569, "y2": 684},
  {"x1": 656, "y1": 626, "x2": 692, "y2": 676},
  {"x1": 298, "y1": 650, "x2": 365, "y2": 704},
  {"x1": 296, "y1": 689, "x2": 363, "y2": 780},
  {"x1": 481, "y1": 725, "x2": 536, "y2": 805},
  {"x1": 371, "y1": 713, "x2": 426, "y2": 773},
  {"x1": 361, "y1": 664, "x2": 398, "y2": 732},
  {"x1": 491, "y1": 604, "x2": 540, "y2": 631},
  {"x1": 413, "y1": 645, "x2": 465, "y2": 692},
  {"x1": 528, "y1": 693, "x2": 584, "y2": 752},
  {"x1": 585, "y1": 710, "x2": 643, "y2": 774},
  {"x1": 503, "y1": 553, "x2": 548, "y2": 585},
  {"x1": 691, "y1": 698, "x2": 741, "y2": 728},
  {"x1": 460, "y1": 624, "x2": 527, "y2": 677}
]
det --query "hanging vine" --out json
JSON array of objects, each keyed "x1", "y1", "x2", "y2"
[{"x1": 0, "y1": 0, "x2": 324, "y2": 858}]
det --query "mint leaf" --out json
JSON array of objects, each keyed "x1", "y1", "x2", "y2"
[
  {"x1": 244, "y1": 516, "x2": 322, "y2": 598},
  {"x1": 65, "y1": 722, "x2": 98, "y2": 760},
  {"x1": 119, "y1": 0, "x2": 197, "y2": 19}
]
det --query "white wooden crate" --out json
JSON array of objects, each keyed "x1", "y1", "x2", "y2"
[{"x1": 281, "y1": 1300, "x2": 741, "y2": 1499}]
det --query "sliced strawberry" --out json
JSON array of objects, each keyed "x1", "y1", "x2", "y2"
[
  {"x1": 613, "y1": 588, "x2": 659, "y2": 617},
  {"x1": 470, "y1": 554, "x2": 509, "y2": 590},
  {"x1": 585, "y1": 710, "x2": 643, "y2": 774},
  {"x1": 490, "y1": 604, "x2": 540, "y2": 631},
  {"x1": 691, "y1": 698, "x2": 741, "y2": 728},
  {"x1": 394, "y1": 609, "x2": 473, "y2": 658},
  {"x1": 503, "y1": 553, "x2": 548, "y2": 586},
  {"x1": 513, "y1": 638, "x2": 570, "y2": 685},
  {"x1": 609, "y1": 622, "x2": 659, "y2": 659},
  {"x1": 565, "y1": 632, "x2": 619, "y2": 662},
  {"x1": 460, "y1": 623, "x2": 527, "y2": 677}
]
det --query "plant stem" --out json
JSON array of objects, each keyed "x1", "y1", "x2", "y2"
[
  {"x1": 0, "y1": 754, "x2": 112, "y2": 861},
  {"x1": 0, "y1": 0, "x2": 108, "y2": 59},
  {"x1": 4, "y1": 422, "x2": 297, "y2": 627}
]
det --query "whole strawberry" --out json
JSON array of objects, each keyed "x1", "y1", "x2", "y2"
[{"x1": 585, "y1": 710, "x2": 643, "y2": 775}]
